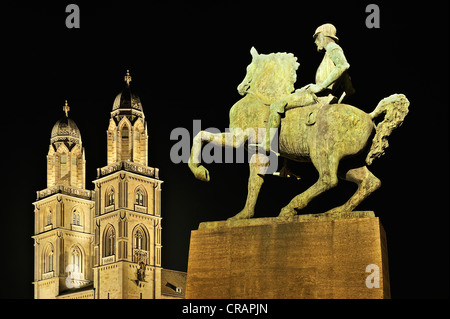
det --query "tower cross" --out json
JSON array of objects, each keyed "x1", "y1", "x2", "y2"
[
  {"x1": 63, "y1": 100, "x2": 70, "y2": 117},
  {"x1": 124, "y1": 70, "x2": 132, "y2": 86}
]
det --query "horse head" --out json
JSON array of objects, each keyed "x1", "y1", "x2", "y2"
[
  {"x1": 237, "y1": 47, "x2": 259, "y2": 96},
  {"x1": 237, "y1": 47, "x2": 300, "y2": 104}
]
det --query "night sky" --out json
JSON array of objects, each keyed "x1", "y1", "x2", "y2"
[{"x1": 1, "y1": 1, "x2": 448, "y2": 299}]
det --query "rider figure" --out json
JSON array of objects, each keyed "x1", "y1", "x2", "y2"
[{"x1": 253, "y1": 23, "x2": 355, "y2": 155}]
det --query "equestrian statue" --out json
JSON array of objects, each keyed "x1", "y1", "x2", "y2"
[{"x1": 188, "y1": 23, "x2": 409, "y2": 220}]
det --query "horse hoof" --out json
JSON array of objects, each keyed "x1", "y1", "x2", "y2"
[
  {"x1": 193, "y1": 166, "x2": 210, "y2": 182},
  {"x1": 278, "y1": 207, "x2": 297, "y2": 217},
  {"x1": 228, "y1": 209, "x2": 253, "y2": 220}
]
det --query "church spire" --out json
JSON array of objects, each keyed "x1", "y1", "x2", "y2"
[
  {"x1": 124, "y1": 69, "x2": 132, "y2": 87},
  {"x1": 63, "y1": 100, "x2": 70, "y2": 117}
]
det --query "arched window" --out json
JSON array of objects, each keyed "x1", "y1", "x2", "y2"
[
  {"x1": 103, "y1": 226, "x2": 116, "y2": 257},
  {"x1": 43, "y1": 244, "x2": 54, "y2": 273},
  {"x1": 47, "y1": 252, "x2": 53, "y2": 272},
  {"x1": 47, "y1": 209, "x2": 52, "y2": 225},
  {"x1": 72, "y1": 210, "x2": 81, "y2": 226},
  {"x1": 132, "y1": 225, "x2": 148, "y2": 264},
  {"x1": 72, "y1": 248, "x2": 80, "y2": 268},
  {"x1": 135, "y1": 229, "x2": 143, "y2": 250},
  {"x1": 69, "y1": 246, "x2": 83, "y2": 278},
  {"x1": 121, "y1": 125, "x2": 130, "y2": 161},
  {"x1": 66, "y1": 246, "x2": 83, "y2": 282},
  {"x1": 106, "y1": 188, "x2": 115, "y2": 207},
  {"x1": 133, "y1": 226, "x2": 147, "y2": 251},
  {"x1": 60, "y1": 154, "x2": 68, "y2": 179},
  {"x1": 135, "y1": 187, "x2": 146, "y2": 206}
]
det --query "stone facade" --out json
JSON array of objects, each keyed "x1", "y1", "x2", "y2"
[{"x1": 32, "y1": 72, "x2": 186, "y2": 299}]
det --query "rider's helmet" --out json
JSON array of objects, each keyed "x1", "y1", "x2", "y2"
[{"x1": 313, "y1": 23, "x2": 339, "y2": 42}]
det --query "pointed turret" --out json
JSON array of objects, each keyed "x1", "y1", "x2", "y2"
[
  {"x1": 47, "y1": 100, "x2": 86, "y2": 188},
  {"x1": 107, "y1": 71, "x2": 148, "y2": 165}
]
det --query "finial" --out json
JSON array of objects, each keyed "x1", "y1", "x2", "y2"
[
  {"x1": 124, "y1": 69, "x2": 132, "y2": 86},
  {"x1": 63, "y1": 100, "x2": 70, "y2": 117}
]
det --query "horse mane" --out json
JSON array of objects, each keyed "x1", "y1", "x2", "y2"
[{"x1": 249, "y1": 51, "x2": 300, "y2": 104}]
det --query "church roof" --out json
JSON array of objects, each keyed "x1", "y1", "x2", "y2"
[
  {"x1": 161, "y1": 269, "x2": 186, "y2": 298},
  {"x1": 112, "y1": 70, "x2": 143, "y2": 112},
  {"x1": 50, "y1": 100, "x2": 81, "y2": 145}
]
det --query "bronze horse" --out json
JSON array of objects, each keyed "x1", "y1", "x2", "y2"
[{"x1": 189, "y1": 48, "x2": 409, "y2": 220}]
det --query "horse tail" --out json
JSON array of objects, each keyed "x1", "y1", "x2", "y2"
[{"x1": 366, "y1": 94, "x2": 410, "y2": 165}]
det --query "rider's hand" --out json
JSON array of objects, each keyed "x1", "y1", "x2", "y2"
[
  {"x1": 270, "y1": 99, "x2": 288, "y2": 113},
  {"x1": 307, "y1": 83, "x2": 325, "y2": 94}
]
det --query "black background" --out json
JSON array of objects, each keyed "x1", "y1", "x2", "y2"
[{"x1": 1, "y1": 1, "x2": 448, "y2": 300}]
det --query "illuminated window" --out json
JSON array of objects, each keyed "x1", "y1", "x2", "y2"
[
  {"x1": 106, "y1": 188, "x2": 115, "y2": 207},
  {"x1": 43, "y1": 244, "x2": 54, "y2": 273},
  {"x1": 121, "y1": 125, "x2": 130, "y2": 160},
  {"x1": 135, "y1": 188, "x2": 145, "y2": 206},
  {"x1": 72, "y1": 210, "x2": 81, "y2": 225},
  {"x1": 104, "y1": 226, "x2": 116, "y2": 257},
  {"x1": 134, "y1": 228, "x2": 147, "y2": 250},
  {"x1": 47, "y1": 209, "x2": 52, "y2": 225},
  {"x1": 71, "y1": 246, "x2": 82, "y2": 274}
]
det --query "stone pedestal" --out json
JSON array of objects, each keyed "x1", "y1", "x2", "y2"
[{"x1": 186, "y1": 211, "x2": 390, "y2": 299}]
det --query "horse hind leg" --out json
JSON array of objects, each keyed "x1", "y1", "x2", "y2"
[
  {"x1": 228, "y1": 153, "x2": 270, "y2": 220},
  {"x1": 279, "y1": 154, "x2": 339, "y2": 217},
  {"x1": 325, "y1": 166, "x2": 381, "y2": 215}
]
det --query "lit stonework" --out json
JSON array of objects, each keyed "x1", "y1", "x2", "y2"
[
  {"x1": 33, "y1": 72, "x2": 186, "y2": 299},
  {"x1": 33, "y1": 101, "x2": 95, "y2": 299},
  {"x1": 107, "y1": 70, "x2": 148, "y2": 166},
  {"x1": 47, "y1": 101, "x2": 86, "y2": 189}
]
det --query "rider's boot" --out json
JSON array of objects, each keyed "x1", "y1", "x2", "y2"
[{"x1": 249, "y1": 112, "x2": 280, "y2": 156}]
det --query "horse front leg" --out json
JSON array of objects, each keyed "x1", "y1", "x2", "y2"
[
  {"x1": 188, "y1": 130, "x2": 249, "y2": 182},
  {"x1": 229, "y1": 153, "x2": 270, "y2": 220},
  {"x1": 188, "y1": 130, "x2": 211, "y2": 182}
]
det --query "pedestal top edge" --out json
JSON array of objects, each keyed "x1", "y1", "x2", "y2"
[{"x1": 198, "y1": 211, "x2": 376, "y2": 230}]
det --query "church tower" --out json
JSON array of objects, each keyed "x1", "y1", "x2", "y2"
[
  {"x1": 92, "y1": 71, "x2": 164, "y2": 299},
  {"x1": 33, "y1": 101, "x2": 95, "y2": 299}
]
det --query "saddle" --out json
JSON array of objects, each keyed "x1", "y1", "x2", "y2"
[{"x1": 285, "y1": 93, "x2": 336, "y2": 126}]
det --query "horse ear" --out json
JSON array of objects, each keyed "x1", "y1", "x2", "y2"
[{"x1": 250, "y1": 46, "x2": 258, "y2": 58}]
